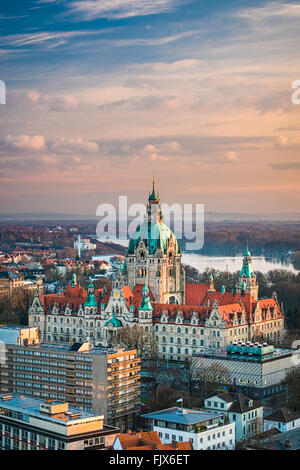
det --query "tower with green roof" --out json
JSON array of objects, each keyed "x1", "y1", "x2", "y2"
[
  {"x1": 138, "y1": 284, "x2": 153, "y2": 324},
  {"x1": 236, "y1": 244, "x2": 258, "y2": 300},
  {"x1": 84, "y1": 281, "x2": 98, "y2": 313},
  {"x1": 122, "y1": 180, "x2": 185, "y2": 304}
]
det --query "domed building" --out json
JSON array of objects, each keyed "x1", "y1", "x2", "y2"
[{"x1": 121, "y1": 181, "x2": 185, "y2": 304}]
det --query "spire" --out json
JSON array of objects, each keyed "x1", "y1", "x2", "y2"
[
  {"x1": 240, "y1": 244, "x2": 254, "y2": 278},
  {"x1": 208, "y1": 273, "x2": 215, "y2": 292},
  {"x1": 72, "y1": 273, "x2": 77, "y2": 288},
  {"x1": 85, "y1": 281, "x2": 98, "y2": 307},
  {"x1": 149, "y1": 179, "x2": 159, "y2": 202},
  {"x1": 244, "y1": 240, "x2": 250, "y2": 257},
  {"x1": 139, "y1": 285, "x2": 152, "y2": 310}
]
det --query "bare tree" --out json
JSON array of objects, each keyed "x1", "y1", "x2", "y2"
[{"x1": 116, "y1": 324, "x2": 152, "y2": 358}]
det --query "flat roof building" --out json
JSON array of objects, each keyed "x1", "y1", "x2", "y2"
[
  {"x1": 0, "y1": 393, "x2": 119, "y2": 450},
  {"x1": 192, "y1": 343, "x2": 300, "y2": 399},
  {"x1": 141, "y1": 407, "x2": 235, "y2": 450}
]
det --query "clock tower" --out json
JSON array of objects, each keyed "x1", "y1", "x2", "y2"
[{"x1": 122, "y1": 181, "x2": 185, "y2": 304}]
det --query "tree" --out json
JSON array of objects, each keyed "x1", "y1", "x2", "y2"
[
  {"x1": 116, "y1": 324, "x2": 152, "y2": 358},
  {"x1": 283, "y1": 366, "x2": 300, "y2": 411},
  {"x1": 0, "y1": 289, "x2": 34, "y2": 325}
]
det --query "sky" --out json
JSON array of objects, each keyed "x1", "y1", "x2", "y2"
[{"x1": 0, "y1": 0, "x2": 300, "y2": 215}]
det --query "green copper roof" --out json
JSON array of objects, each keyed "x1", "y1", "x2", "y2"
[
  {"x1": 239, "y1": 244, "x2": 254, "y2": 278},
  {"x1": 121, "y1": 259, "x2": 127, "y2": 273},
  {"x1": 128, "y1": 221, "x2": 179, "y2": 255},
  {"x1": 243, "y1": 241, "x2": 250, "y2": 257},
  {"x1": 104, "y1": 317, "x2": 122, "y2": 327},
  {"x1": 139, "y1": 285, "x2": 153, "y2": 311},
  {"x1": 85, "y1": 282, "x2": 98, "y2": 307},
  {"x1": 72, "y1": 273, "x2": 77, "y2": 288},
  {"x1": 149, "y1": 180, "x2": 159, "y2": 202}
]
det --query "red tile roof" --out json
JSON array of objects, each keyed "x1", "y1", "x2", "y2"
[
  {"x1": 115, "y1": 431, "x2": 193, "y2": 450},
  {"x1": 185, "y1": 283, "x2": 209, "y2": 305}
]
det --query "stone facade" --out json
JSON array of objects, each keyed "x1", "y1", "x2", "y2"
[
  {"x1": 28, "y1": 184, "x2": 285, "y2": 361},
  {"x1": 121, "y1": 181, "x2": 185, "y2": 304}
]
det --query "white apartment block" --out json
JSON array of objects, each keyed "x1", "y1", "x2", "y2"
[{"x1": 142, "y1": 407, "x2": 235, "y2": 450}]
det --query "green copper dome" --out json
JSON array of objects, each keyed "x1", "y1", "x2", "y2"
[{"x1": 128, "y1": 221, "x2": 179, "y2": 255}]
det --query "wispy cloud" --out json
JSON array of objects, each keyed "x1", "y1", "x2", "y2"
[
  {"x1": 68, "y1": 0, "x2": 182, "y2": 20},
  {"x1": 0, "y1": 29, "x2": 110, "y2": 48},
  {"x1": 269, "y1": 162, "x2": 300, "y2": 171},
  {"x1": 236, "y1": 2, "x2": 300, "y2": 21}
]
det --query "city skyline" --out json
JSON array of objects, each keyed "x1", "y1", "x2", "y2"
[{"x1": 0, "y1": 0, "x2": 300, "y2": 214}]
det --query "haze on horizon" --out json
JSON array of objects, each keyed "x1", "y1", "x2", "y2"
[{"x1": 0, "y1": 0, "x2": 299, "y2": 215}]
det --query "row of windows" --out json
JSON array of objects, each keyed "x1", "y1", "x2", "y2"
[{"x1": 156, "y1": 326, "x2": 204, "y2": 335}]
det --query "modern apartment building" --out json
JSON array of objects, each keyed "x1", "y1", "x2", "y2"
[
  {"x1": 141, "y1": 407, "x2": 235, "y2": 450},
  {"x1": 0, "y1": 394, "x2": 119, "y2": 450},
  {"x1": 0, "y1": 326, "x2": 141, "y2": 431}
]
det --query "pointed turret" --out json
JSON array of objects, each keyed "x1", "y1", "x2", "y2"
[
  {"x1": 149, "y1": 179, "x2": 159, "y2": 203},
  {"x1": 85, "y1": 281, "x2": 98, "y2": 307},
  {"x1": 139, "y1": 285, "x2": 152, "y2": 311},
  {"x1": 208, "y1": 273, "x2": 216, "y2": 292},
  {"x1": 236, "y1": 244, "x2": 258, "y2": 300},
  {"x1": 72, "y1": 273, "x2": 77, "y2": 288}
]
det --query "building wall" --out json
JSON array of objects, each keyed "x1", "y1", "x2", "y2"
[
  {"x1": 0, "y1": 344, "x2": 140, "y2": 429},
  {"x1": 193, "y1": 351, "x2": 300, "y2": 398},
  {"x1": 154, "y1": 422, "x2": 235, "y2": 450},
  {"x1": 264, "y1": 417, "x2": 300, "y2": 433}
]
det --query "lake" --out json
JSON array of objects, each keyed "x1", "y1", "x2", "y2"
[
  {"x1": 97, "y1": 238, "x2": 298, "y2": 274},
  {"x1": 182, "y1": 253, "x2": 298, "y2": 274}
]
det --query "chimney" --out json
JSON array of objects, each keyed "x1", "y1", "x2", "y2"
[{"x1": 172, "y1": 440, "x2": 177, "y2": 449}]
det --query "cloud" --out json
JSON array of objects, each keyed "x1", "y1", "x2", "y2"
[
  {"x1": 27, "y1": 91, "x2": 79, "y2": 111},
  {"x1": 149, "y1": 59, "x2": 201, "y2": 72},
  {"x1": 273, "y1": 135, "x2": 289, "y2": 148},
  {"x1": 69, "y1": 0, "x2": 182, "y2": 20},
  {"x1": 236, "y1": 2, "x2": 300, "y2": 22},
  {"x1": 3, "y1": 134, "x2": 47, "y2": 152},
  {"x1": 0, "y1": 28, "x2": 111, "y2": 49},
  {"x1": 269, "y1": 162, "x2": 300, "y2": 171},
  {"x1": 226, "y1": 151, "x2": 238, "y2": 161},
  {"x1": 27, "y1": 90, "x2": 41, "y2": 103},
  {"x1": 51, "y1": 137, "x2": 99, "y2": 154}
]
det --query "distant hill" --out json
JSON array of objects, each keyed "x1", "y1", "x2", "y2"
[{"x1": 1, "y1": 212, "x2": 300, "y2": 222}]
